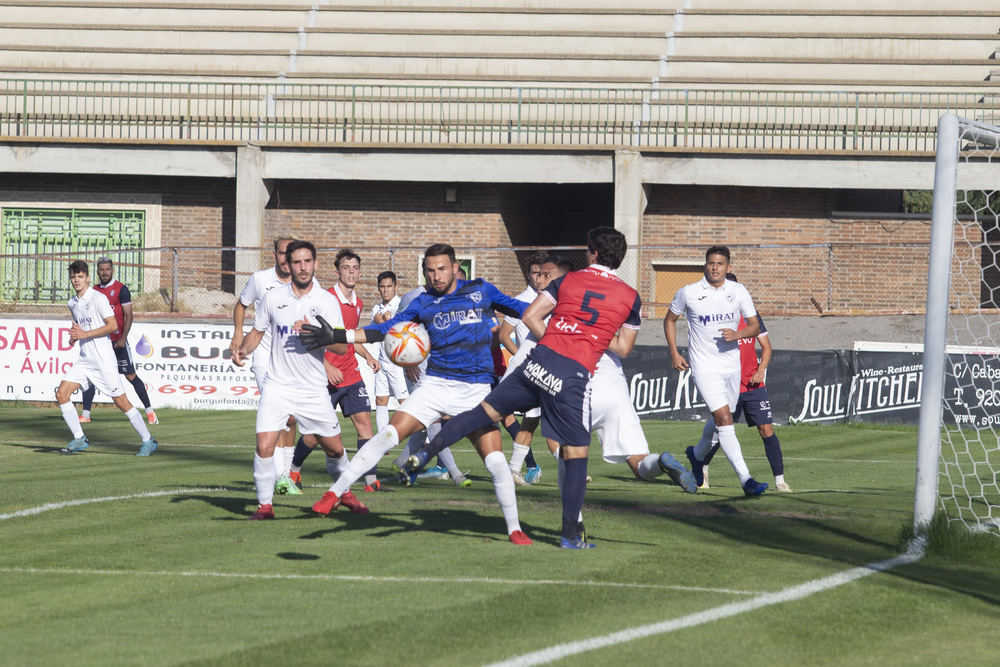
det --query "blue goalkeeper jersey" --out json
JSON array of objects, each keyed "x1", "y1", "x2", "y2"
[{"x1": 365, "y1": 278, "x2": 527, "y2": 384}]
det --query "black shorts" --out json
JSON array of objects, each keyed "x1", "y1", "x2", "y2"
[
  {"x1": 113, "y1": 344, "x2": 136, "y2": 376},
  {"x1": 327, "y1": 380, "x2": 372, "y2": 416},
  {"x1": 486, "y1": 345, "x2": 592, "y2": 448},
  {"x1": 734, "y1": 386, "x2": 773, "y2": 427}
]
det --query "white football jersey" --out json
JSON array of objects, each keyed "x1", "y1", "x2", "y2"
[
  {"x1": 371, "y1": 295, "x2": 402, "y2": 363},
  {"x1": 253, "y1": 283, "x2": 345, "y2": 394},
  {"x1": 504, "y1": 286, "x2": 537, "y2": 346},
  {"x1": 238, "y1": 266, "x2": 289, "y2": 371},
  {"x1": 67, "y1": 287, "x2": 118, "y2": 370},
  {"x1": 669, "y1": 277, "x2": 757, "y2": 374},
  {"x1": 397, "y1": 285, "x2": 426, "y2": 311}
]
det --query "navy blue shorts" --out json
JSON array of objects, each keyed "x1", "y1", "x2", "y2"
[
  {"x1": 113, "y1": 344, "x2": 136, "y2": 376},
  {"x1": 734, "y1": 386, "x2": 772, "y2": 427},
  {"x1": 327, "y1": 380, "x2": 372, "y2": 416},
  {"x1": 485, "y1": 345, "x2": 592, "y2": 448}
]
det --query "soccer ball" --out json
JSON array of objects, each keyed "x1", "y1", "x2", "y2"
[{"x1": 383, "y1": 322, "x2": 430, "y2": 367}]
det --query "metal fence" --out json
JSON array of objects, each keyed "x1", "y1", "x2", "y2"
[
  {"x1": 2, "y1": 79, "x2": 997, "y2": 151},
  {"x1": 0, "y1": 242, "x2": 956, "y2": 319}
]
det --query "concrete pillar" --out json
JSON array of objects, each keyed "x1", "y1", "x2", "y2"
[
  {"x1": 236, "y1": 145, "x2": 273, "y2": 274},
  {"x1": 613, "y1": 149, "x2": 648, "y2": 288}
]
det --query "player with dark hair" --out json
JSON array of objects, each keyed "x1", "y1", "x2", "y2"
[
  {"x1": 230, "y1": 234, "x2": 304, "y2": 495},
  {"x1": 401, "y1": 227, "x2": 643, "y2": 548},
  {"x1": 79, "y1": 256, "x2": 158, "y2": 425},
  {"x1": 300, "y1": 243, "x2": 531, "y2": 544},
  {"x1": 56, "y1": 260, "x2": 158, "y2": 456},
  {"x1": 693, "y1": 273, "x2": 791, "y2": 492},
  {"x1": 665, "y1": 247, "x2": 768, "y2": 498},
  {"x1": 497, "y1": 251, "x2": 547, "y2": 484},
  {"x1": 232, "y1": 240, "x2": 366, "y2": 520},
  {"x1": 290, "y1": 248, "x2": 385, "y2": 491},
  {"x1": 370, "y1": 270, "x2": 410, "y2": 433}
]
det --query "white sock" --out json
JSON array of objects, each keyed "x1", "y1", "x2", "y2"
[
  {"x1": 331, "y1": 426, "x2": 398, "y2": 496},
  {"x1": 393, "y1": 429, "x2": 426, "y2": 469},
  {"x1": 283, "y1": 446, "x2": 295, "y2": 476},
  {"x1": 145, "y1": 406, "x2": 155, "y2": 416},
  {"x1": 426, "y1": 420, "x2": 442, "y2": 440},
  {"x1": 272, "y1": 448, "x2": 285, "y2": 478},
  {"x1": 326, "y1": 452, "x2": 349, "y2": 482},
  {"x1": 437, "y1": 446, "x2": 462, "y2": 480},
  {"x1": 717, "y1": 423, "x2": 751, "y2": 484},
  {"x1": 81, "y1": 409, "x2": 91, "y2": 419},
  {"x1": 60, "y1": 402, "x2": 85, "y2": 439},
  {"x1": 693, "y1": 419, "x2": 718, "y2": 461},
  {"x1": 509, "y1": 443, "x2": 530, "y2": 473},
  {"x1": 775, "y1": 474, "x2": 785, "y2": 486},
  {"x1": 253, "y1": 453, "x2": 276, "y2": 506},
  {"x1": 484, "y1": 450, "x2": 521, "y2": 535},
  {"x1": 636, "y1": 454, "x2": 663, "y2": 481},
  {"x1": 375, "y1": 404, "x2": 390, "y2": 432},
  {"x1": 125, "y1": 407, "x2": 152, "y2": 441}
]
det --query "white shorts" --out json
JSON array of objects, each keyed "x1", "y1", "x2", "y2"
[
  {"x1": 62, "y1": 360, "x2": 125, "y2": 398},
  {"x1": 403, "y1": 358, "x2": 428, "y2": 394},
  {"x1": 501, "y1": 341, "x2": 541, "y2": 419},
  {"x1": 398, "y1": 375, "x2": 491, "y2": 429},
  {"x1": 590, "y1": 369, "x2": 650, "y2": 463},
  {"x1": 255, "y1": 385, "x2": 342, "y2": 437},
  {"x1": 374, "y1": 361, "x2": 410, "y2": 400},
  {"x1": 693, "y1": 369, "x2": 740, "y2": 414}
]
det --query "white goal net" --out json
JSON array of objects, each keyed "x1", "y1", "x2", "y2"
[{"x1": 917, "y1": 114, "x2": 1000, "y2": 536}]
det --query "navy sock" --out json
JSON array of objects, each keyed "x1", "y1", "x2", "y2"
[
  {"x1": 291, "y1": 436, "x2": 315, "y2": 468},
  {"x1": 504, "y1": 417, "x2": 520, "y2": 440},
  {"x1": 423, "y1": 404, "x2": 494, "y2": 459},
  {"x1": 703, "y1": 443, "x2": 721, "y2": 466},
  {"x1": 129, "y1": 376, "x2": 152, "y2": 409},
  {"x1": 525, "y1": 447, "x2": 538, "y2": 469},
  {"x1": 762, "y1": 434, "x2": 784, "y2": 476},
  {"x1": 81, "y1": 385, "x2": 96, "y2": 412},
  {"x1": 561, "y1": 457, "x2": 589, "y2": 541}
]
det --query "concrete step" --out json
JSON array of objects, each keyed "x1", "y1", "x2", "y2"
[
  {"x1": 689, "y1": 0, "x2": 1000, "y2": 11},
  {"x1": 669, "y1": 35, "x2": 999, "y2": 60},
  {"x1": 660, "y1": 58, "x2": 994, "y2": 83},
  {"x1": 678, "y1": 11, "x2": 1000, "y2": 35}
]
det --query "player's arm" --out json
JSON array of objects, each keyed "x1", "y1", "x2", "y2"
[
  {"x1": 302, "y1": 299, "x2": 422, "y2": 349},
  {"x1": 324, "y1": 356, "x2": 345, "y2": 386},
  {"x1": 608, "y1": 327, "x2": 639, "y2": 358},
  {"x1": 522, "y1": 293, "x2": 555, "y2": 340},
  {"x1": 663, "y1": 310, "x2": 689, "y2": 372},
  {"x1": 232, "y1": 327, "x2": 264, "y2": 367},
  {"x1": 230, "y1": 300, "x2": 249, "y2": 354},
  {"x1": 355, "y1": 340, "x2": 381, "y2": 372},
  {"x1": 750, "y1": 332, "x2": 772, "y2": 386},
  {"x1": 488, "y1": 288, "x2": 530, "y2": 319},
  {"x1": 497, "y1": 318, "x2": 519, "y2": 355},
  {"x1": 113, "y1": 284, "x2": 134, "y2": 348},
  {"x1": 70, "y1": 314, "x2": 118, "y2": 342}
]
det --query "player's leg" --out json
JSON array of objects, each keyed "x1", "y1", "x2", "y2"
[
  {"x1": 80, "y1": 385, "x2": 95, "y2": 422},
  {"x1": 251, "y1": 430, "x2": 281, "y2": 520},
  {"x1": 292, "y1": 385, "x2": 347, "y2": 483},
  {"x1": 91, "y1": 360, "x2": 155, "y2": 454},
  {"x1": 118, "y1": 343, "x2": 156, "y2": 423},
  {"x1": 509, "y1": 413, "x2": 540, "y2": 484},
  {"x1": 315, "y1": 433, "x2": 349, "y2": 483},
  {"x1": 743, "y1": 387, "x2": 789, "y2": 491},
  {"x1": 321, "y1": 410, "x2": 425, "y2": 506},
  {"x1": 56, "y1": 379, "x2": 90, "y2": 453},
  {"x1": 470, "y1": 426, "x2": 531, "y2": 545},
  {"x1": 274, "y1": 417, "x2": 299, "y2": 492},
  {"x1": 346, "y1": 401, "x2": 381, "y2": 490}
]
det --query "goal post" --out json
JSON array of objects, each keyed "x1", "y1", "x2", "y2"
[{"x1": 916, "y1": 114, "x2": 1000, "y2": 536}]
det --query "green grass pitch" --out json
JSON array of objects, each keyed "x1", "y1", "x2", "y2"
[{"x1": 1, "y1": 405, "x2": 998, "y2": 666}]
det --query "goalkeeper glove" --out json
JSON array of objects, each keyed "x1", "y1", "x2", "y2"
[{"x1": 300, "y1": 315, "x2": 347, "y2": 350}]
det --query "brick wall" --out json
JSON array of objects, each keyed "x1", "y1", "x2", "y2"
[{"x1": 640, "y1": 184, "x2": 934, "y2": 315}]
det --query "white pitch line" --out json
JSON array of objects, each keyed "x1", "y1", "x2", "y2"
[
  {"x1": 0, "y1": 567, "x2": 761, "y2": 596},
  {"x1": 0, "y1": 488, "x2": 226, "y2": 521},
  {"x1": 484, "y1": 538, "x2": 927, "y2": 667}
]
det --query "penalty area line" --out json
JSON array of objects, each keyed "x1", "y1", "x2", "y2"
[
  {"x1": 485, "y1": 539, "x2": 927, "y2": 667},
  {"x1": 0, "y1": 567, "x2": 762, "y2": 596},
  {"x1": 0, "y1": 488, "x2": 227, "y2": 521}
]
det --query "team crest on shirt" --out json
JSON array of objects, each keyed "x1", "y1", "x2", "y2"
[
  {"x1": 469, "y1": 291, "x2": 482, "y2": 304},
  {"x1": 110, "y1": 289, "x2": 116, "y2": 296},
  {"x1": 309, "y1": 306, "x2": 321, "y2": 318}
]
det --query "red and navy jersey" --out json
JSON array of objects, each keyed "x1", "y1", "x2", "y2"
[
  {"x1": 738, "y1": 314, "x2": 768, "y2": 392},
  {"x1": 325, "y1": 285, "x2": 364, "y2": 387},
  {"x1": 93, "y1": 279, "x2": 131, "y2": 342},
  {"x1": 538, "y1": 265, "x2": 641, "y2": 373}
]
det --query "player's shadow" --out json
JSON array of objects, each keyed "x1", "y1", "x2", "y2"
[
  {"x1": 297, "y1": 507, "x2": 525, "y2": 543},
  {"x1": 4, "y1": 441, "x2": 69, "y2": 455},
  {"x1": 169, "y1": 487, "x2": 256, "y2": 517}
]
